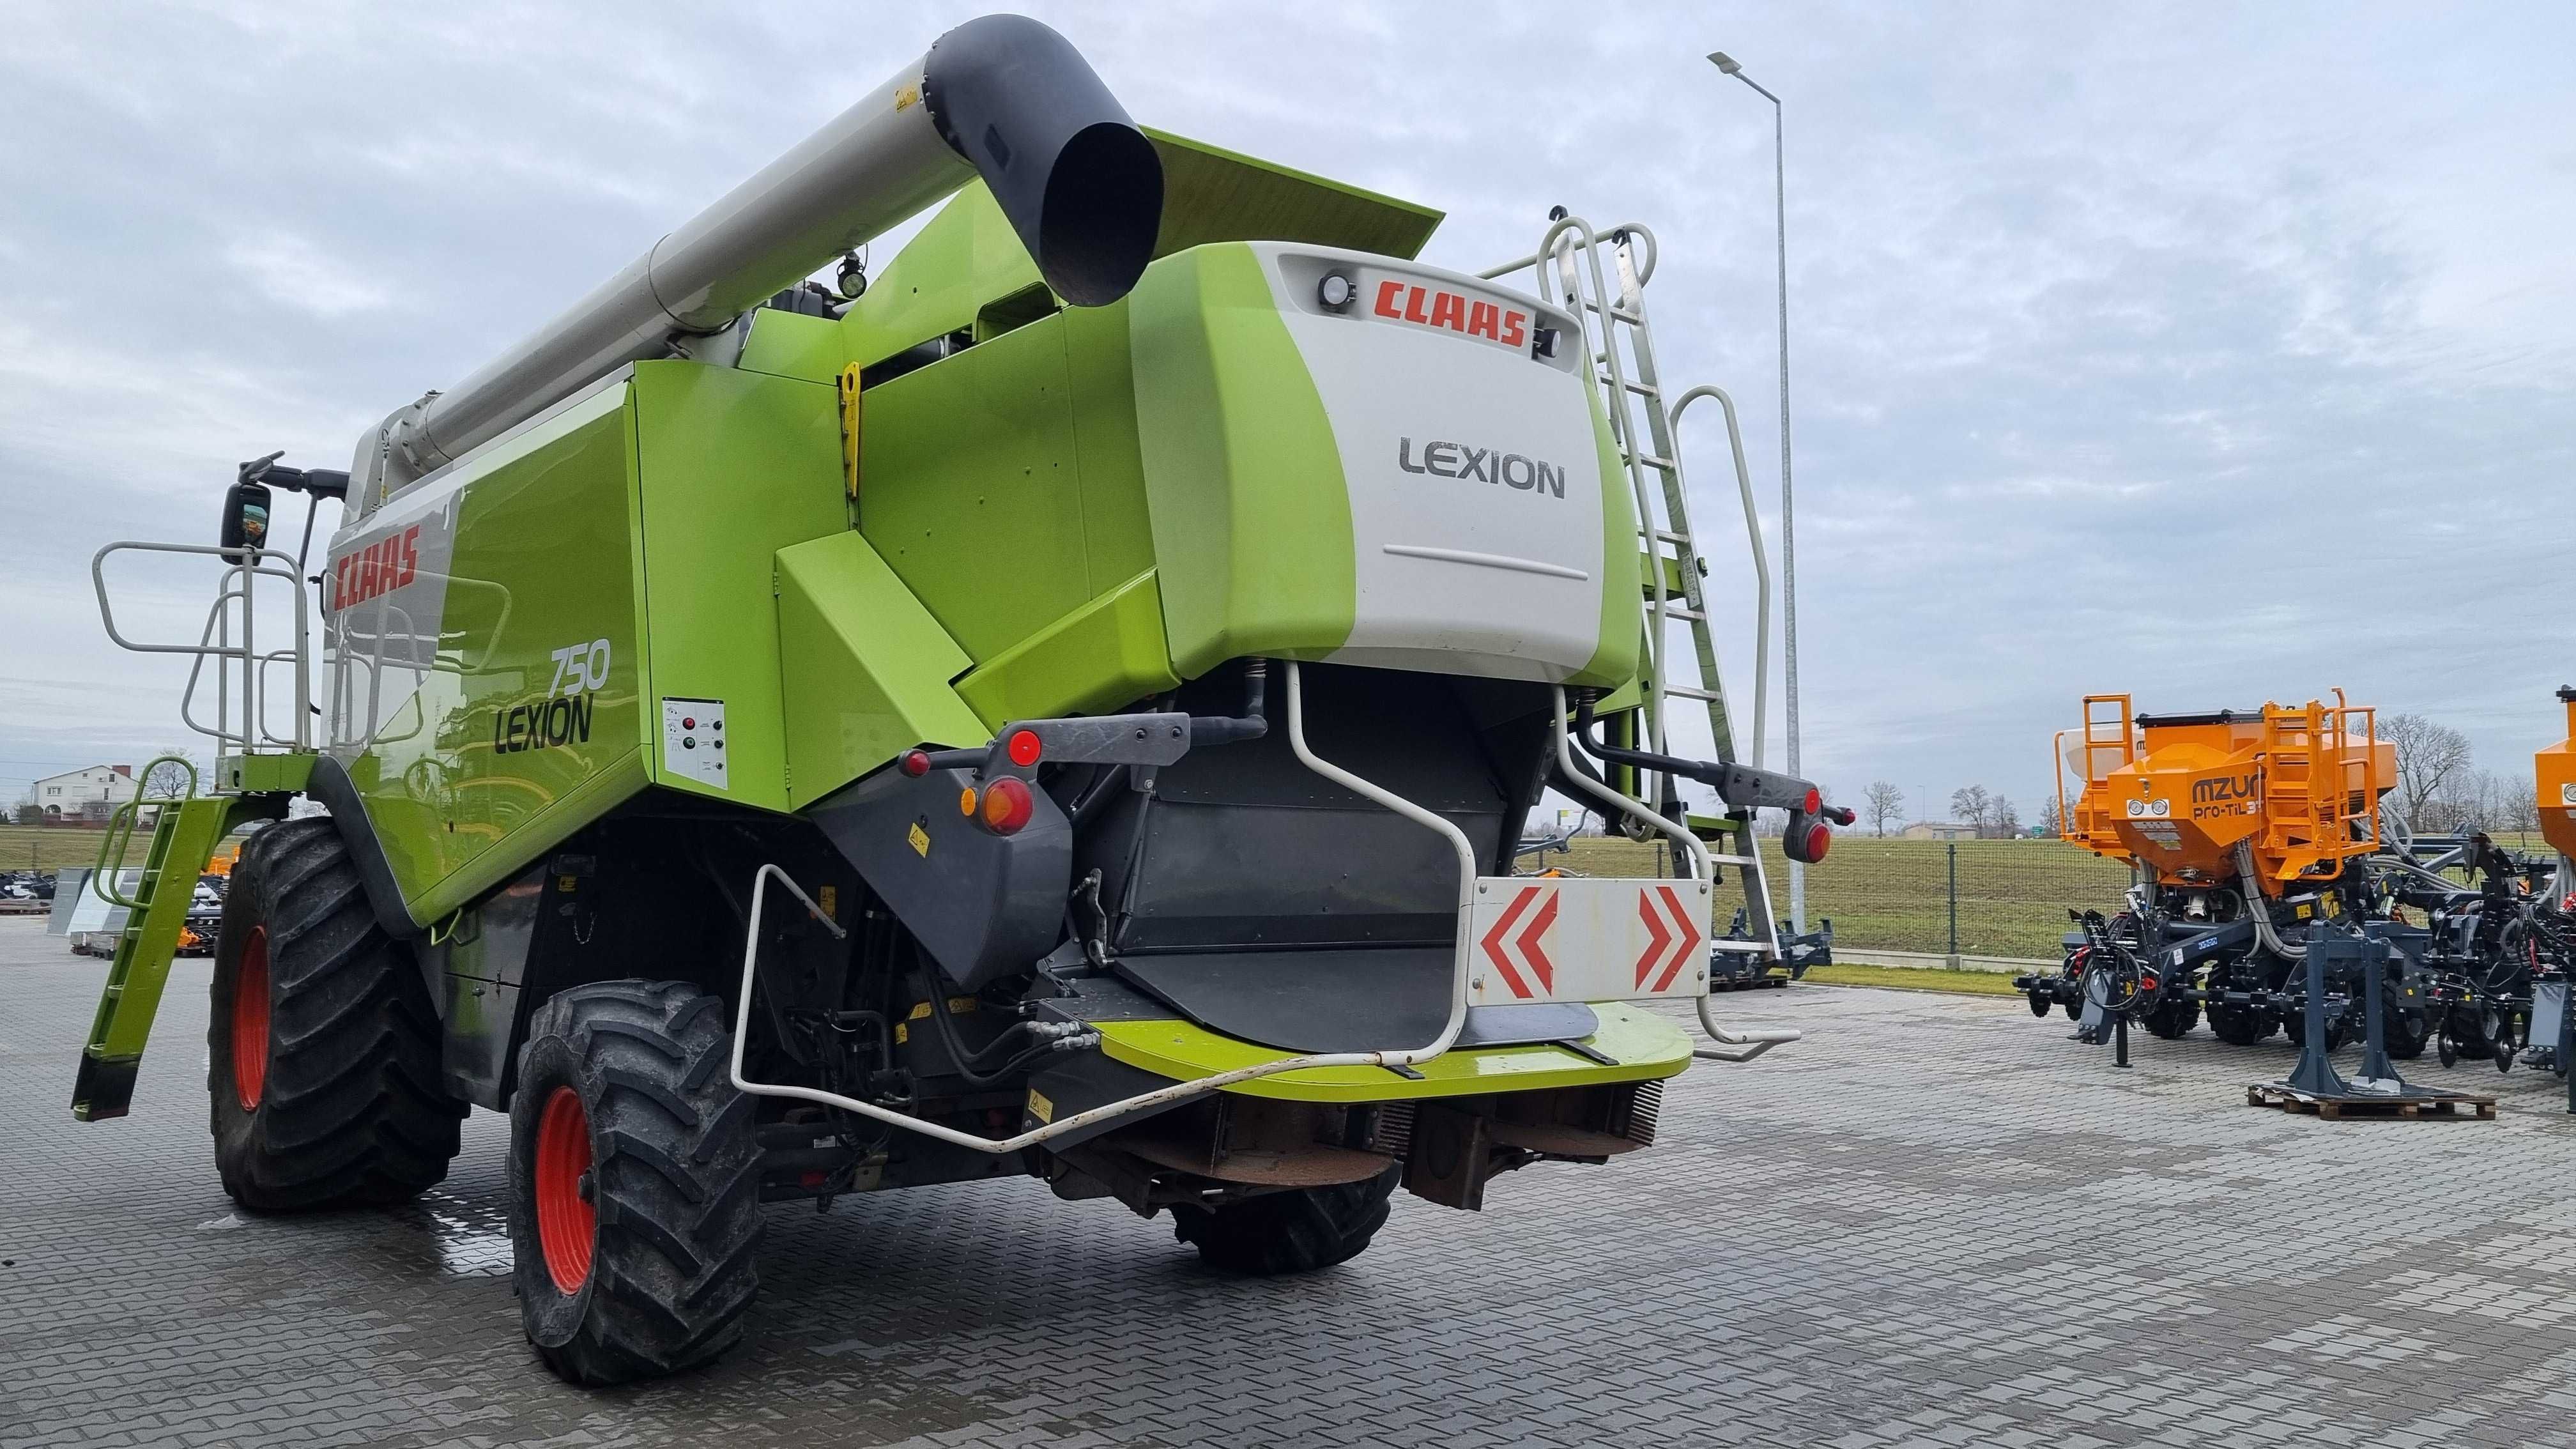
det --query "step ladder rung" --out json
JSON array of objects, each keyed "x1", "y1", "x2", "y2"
[
  {"x1": 1707, "y1": 854, "x2": 1760, "y2": 867},
  {"x1": 1659, "y1": 684, "x2": 1721, "y2": 702}
]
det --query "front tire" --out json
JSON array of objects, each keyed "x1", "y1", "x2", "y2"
[
  {"x1": 208, "y1": 818, "x2": 462, "y2": 1211},
  {"x1": 1171, "y1": 1165, "x2": 1399, "y2": 1275},
  {"x1": 509, "y1": 980, "x2": 762, "y2": 1385}
]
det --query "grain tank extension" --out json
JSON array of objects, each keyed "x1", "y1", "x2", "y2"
[{"x1": 77, "y1": 15, "x2": 1837, "y2": 1384}]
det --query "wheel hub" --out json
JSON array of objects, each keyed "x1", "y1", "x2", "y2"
[
  {"x1": 533, "y1": 1086, "x2": 597, "y2": 1292},
  {"x1": 231, "y1": 926, "x2": 270, "y2": 1111}
]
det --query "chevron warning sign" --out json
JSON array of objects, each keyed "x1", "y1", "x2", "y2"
[
  {"x1": 1632, "y1": 884, "x2": 1703, "y2": 993},
  {"x1": 1466, "y1": 876, "x2": 1713, "y2": 1006},
  {"x1": 1477, "y1": 884, "x2": 1560, "y2": 999}
]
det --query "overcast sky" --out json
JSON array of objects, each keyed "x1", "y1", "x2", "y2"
[{"x1": 3, "y1": 1, "x2": 2570, "y2": 826}]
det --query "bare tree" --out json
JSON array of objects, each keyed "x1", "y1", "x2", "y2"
[
  {"x1": 2382, "y1": 713, "x2": 2472, "y2": 831},
  {"x1": 2036, "y1": 795, "x2": 2063, "y2": 838},
  {"x1": 2503, "y1": 775, "x2": 2540, "y2": 834},
  {"x1": 1949, "y1": 785, "x2": 1991, "y2": 832},
  {"x1": 1863, "y1": 781, "x2": 1905, "y2": 838},
  {"x1": 141, "y1": 749, "x2": 199, "y2": 801},
  {"x1": 1991, "y1": 796, "x2": 2021, "y2": 838}
]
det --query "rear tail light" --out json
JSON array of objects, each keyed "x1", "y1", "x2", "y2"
[
  {"x1": 900, "y1": 749, "x2": 933, "y2": 777},
  {"x1": 979, "y1": 776, "x2": 1034, "y2": 835},
  {"x1": 1800, "y1": 821, "x2": 1832, "y2": 861},
  {"x1": 1801, "y1": 786, "x2": 1821, "y2": 815}
]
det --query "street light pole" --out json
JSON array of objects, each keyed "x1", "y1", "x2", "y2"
[{"x1": 1708, "y1": 50, "x2": 1800, "y2": 931}]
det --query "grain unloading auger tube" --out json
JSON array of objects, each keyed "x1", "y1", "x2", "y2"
[{"x1": 349, "y1": 13, "x2": 1161, "y2": 503}]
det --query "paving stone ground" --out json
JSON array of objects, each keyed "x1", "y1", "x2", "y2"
[{"x1": 6, "y1": 914, "x2": 2576, "y2": 1448}]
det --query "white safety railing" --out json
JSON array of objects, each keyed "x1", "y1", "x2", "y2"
[{"x1": 93, "y1": 542, "x2": 313, "y2": 774}]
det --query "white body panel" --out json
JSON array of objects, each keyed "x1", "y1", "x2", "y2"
[
  {"x1": 1467, "y1": 875, "x2": 1711, "y2": 1006},
  {"x1": 1255, "y1": 244, "x2": 1606, "y2": 682}
]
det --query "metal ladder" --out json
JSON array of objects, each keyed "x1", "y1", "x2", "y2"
[
  {"x1": 1483, "y1": 215, "x2": 1786, "y2": 967},
  {"x1": 76, "y1": 539, "x2": 321, "y2": 1121}
]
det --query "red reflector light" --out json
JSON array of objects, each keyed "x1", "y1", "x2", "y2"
[
  {"x1": 1007, "y1": 728, "x2": 1042, "y2": 767},
  {"x1": 2142, "y1": 974, "x2": 2159, "y2": 992},
  {"x1": 799, "y1": 1170, "x2": 826, "y2": 1189},
  {"x1": 981, "y1": 776, "x2": 1035, "y2": 835},
  {"x1": 899, "y1": 749, "x2": 932, "y2": 777},
  {"x1": 1802, "y1": 787, "x2": 1821, "y2": 815},
  {"x1": 1802, "y1": 823, "x2": 1832, "y2": 862}
]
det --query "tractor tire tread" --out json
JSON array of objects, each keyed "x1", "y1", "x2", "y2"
[
  {"x1": 1170, "y1": 1165, "x2": 1399, "y2": 1275},
  {"x1": 512, "y1": 979, "x2": 760, "y2": 1386},
  {"x1": 209, "y1": 818, "x2": 463, "y2": 1213}
]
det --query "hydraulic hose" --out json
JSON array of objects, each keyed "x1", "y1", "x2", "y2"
[{"x1": 2237, "y1": 839, "x2": 2306, "y2": 961}]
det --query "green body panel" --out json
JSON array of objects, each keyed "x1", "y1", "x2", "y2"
[
  {"x1": 73, "y1": 791, "x2": 276, "y2": 1119},
  {"x1": 954, "y1": 569, "x2": 1180, "y2": 728},
  {"x1": 1129, "y1": 242, "x2": 1357, "y2": 677},
  {"x1": 217, "y1": 751, "x2": 313, "y2": 795},
  {"x1": 1143, "y1": 128, "x2": 1442, "y2": 261},
  {"x1": 1094, "y1": 1002, "x2": 1690, "y2": 1103},
  {"x1": 1577, "y1": 362, "x2": 1645, "y2": 687},
  {"x1": 348, "y1": 384, "x2": 648, "y2": 910},
  {"x1": 735, "y1": 308, "x2": 848, "y2": 385},
  {"x1": 775, "y1": 530, "x2": 990, "y2": 808},
  {"x1": 342, "y1": 362, "x2": 844, "y2": 920},
  {"x1": 844, "y1": 184, "x2": 1048, "y2": 369},
  {"x1": 856, "y1": 315, "x2": 1100, "y2": 662},
  {"x1": 631, "y1": 362, "x2": 847, "y2": 811}
]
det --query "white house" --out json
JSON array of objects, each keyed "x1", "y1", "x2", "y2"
[
  {"x1": 1899, "y1": 820, "x2": 1980, "y2": 841},
  {"x1": 26, "y1": 765, "x2": 134, "y2": 819}
]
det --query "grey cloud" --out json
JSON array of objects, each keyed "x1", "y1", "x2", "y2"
[{"x1": 1, "y1": 0, "x2": 2568, "y2": 821}]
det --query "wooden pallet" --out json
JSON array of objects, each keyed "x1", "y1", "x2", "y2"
[{"x1": 2247, "y1": 1083, "x2": 2497, "y2": 1121}]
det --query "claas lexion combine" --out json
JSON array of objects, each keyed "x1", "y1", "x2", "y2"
[
  {"x1": 2019, "y1": 690, "x2": 2576, "y2": 1091},
  {"x1": 72, "y1": 17, "x2": 1840, "y2": 1384}
]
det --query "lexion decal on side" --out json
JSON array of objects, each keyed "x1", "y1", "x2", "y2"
[
  {"x1": 494, "y1": 695, "x2": 595, "y2": 755},
  {"x1": 494, "y1": 637, "x2": 610, "y2": 755},
  {"x1": 1397, "y1": 438, "x2": 1565, "y2": 498}
]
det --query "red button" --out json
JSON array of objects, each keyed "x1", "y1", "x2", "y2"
[{"x1": 682, "y1": 716, "x2": 695, "y2": 730}]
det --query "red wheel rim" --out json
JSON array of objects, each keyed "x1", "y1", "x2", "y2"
[
  {"x1": 533, "y1": 1086, "x2": 596, "y2": 1292},
  {"x1": 231, "y1": 926, "x2": 270, "y2": 1111}
]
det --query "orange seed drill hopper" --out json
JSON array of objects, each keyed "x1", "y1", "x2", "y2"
[{"x1": 2057, "y1": 693, "x2": 2396, "y2": 894}]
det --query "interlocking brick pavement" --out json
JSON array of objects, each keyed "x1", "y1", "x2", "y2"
[{"x1": 6, "y1": 916, "x2": 2576, "y2": 1447}]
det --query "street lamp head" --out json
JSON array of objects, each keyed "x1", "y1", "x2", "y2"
[{"x1": 1708, "y1": 50, "x2": 1742, "y2": 74}]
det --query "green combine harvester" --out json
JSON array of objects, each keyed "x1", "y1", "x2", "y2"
[{"x1": 77, "y1": 15, "x2": 1843, "y2": 1384}]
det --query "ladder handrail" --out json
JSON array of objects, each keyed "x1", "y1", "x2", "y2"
[
  {"x1": 88, "y1": 754, "x2": 198, "y2": 909},
  {"x1": 1669, "y1": 385, "x2": 1768, "y2": 770}
]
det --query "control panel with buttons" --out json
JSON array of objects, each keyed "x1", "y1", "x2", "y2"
[{"x1": 661, "y1": 697, "x2": 728, "y2": 790}]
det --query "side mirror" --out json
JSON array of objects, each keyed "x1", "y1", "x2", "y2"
[{"x1": 220, "y1": 478, "x2": 272, "y2": 557}]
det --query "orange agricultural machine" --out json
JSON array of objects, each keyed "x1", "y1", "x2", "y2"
[
  {"x1": 2020, "y1": 692, "x2": 2411, "y2": 1049},
  {"x1": 2539, "y1": 687, "x2": 2576, "y2": 866},
  {"x1": 2057, "y1": 693, "x2": 2396, "y2": 892}
]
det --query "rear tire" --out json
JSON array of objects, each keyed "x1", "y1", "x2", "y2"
[
  {"x1": 1171, "y1": 1165, "x2": 1399, "y2": 1275},
  {"x1": 208, "y1": 818, "x2": 462, "y2": 1211},
  {"x1": 509, "y1": 980, "x2": 762, "y2": 1386}
]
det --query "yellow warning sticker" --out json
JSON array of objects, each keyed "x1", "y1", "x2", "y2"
[
  {"x1": 894, "y1": 84, "x2": 920, "y2": 111},
  {"x1": 1027, "y1": 1089, "x2": 1055, "y2": 1124},
  {"x1": 818, "y1": 885, "x2": 838, "y2": 920},
  {"x1": 907, "y1": 821, "x2": 930, "y2": 857}
]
